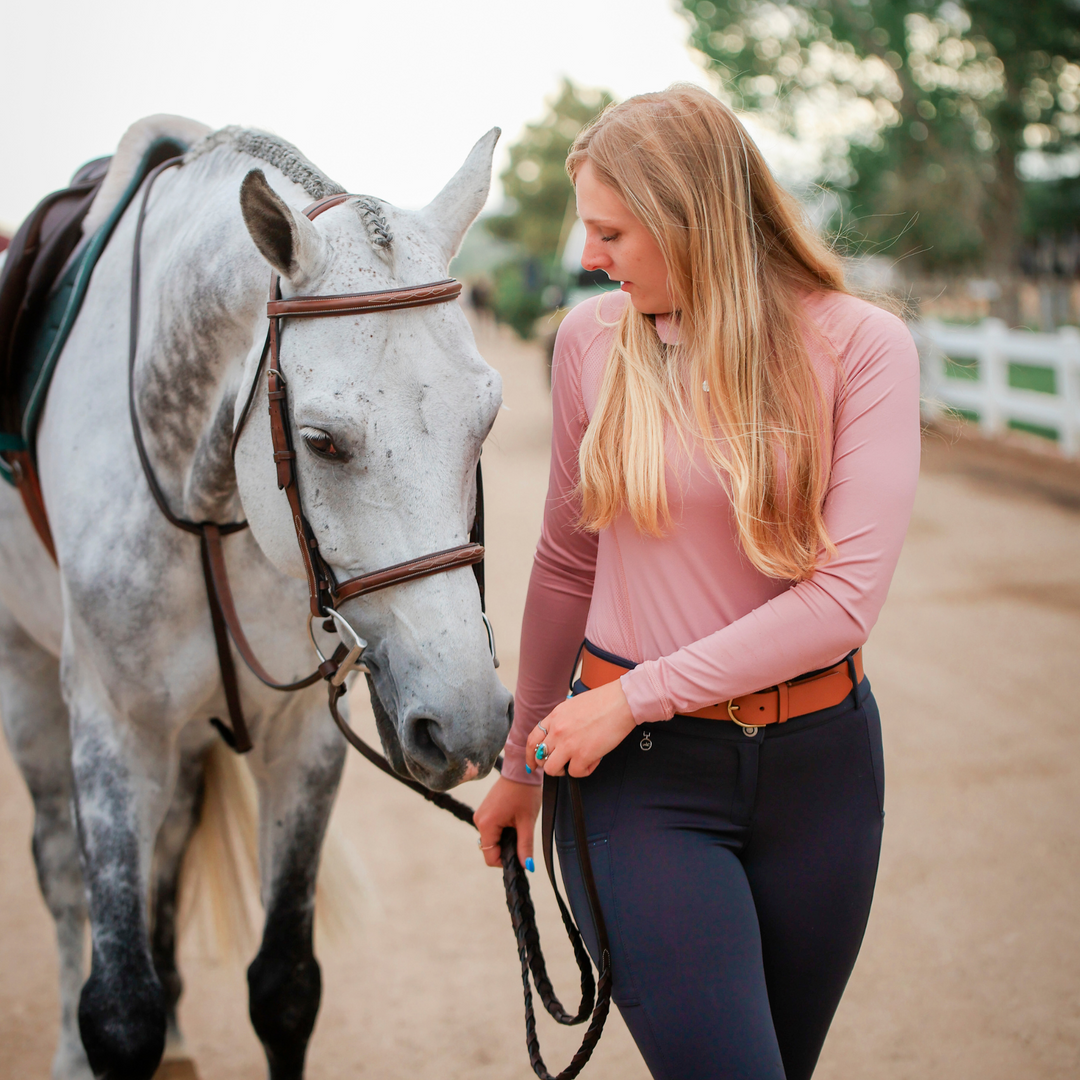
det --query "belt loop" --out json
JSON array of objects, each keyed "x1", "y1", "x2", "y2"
[
  {"x1": 567, "y1": 640, "x2": 587, "y2": 697},
  {"x1": 846, "y1": 650, "x2": 860, "y2": 708},
  {"x1": 776, "y1": 679, "x2": 790, "y2": 724}
]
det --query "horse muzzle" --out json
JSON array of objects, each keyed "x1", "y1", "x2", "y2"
[{"x1": 360, "y1": 641, "x2": 512, "y2": 792}]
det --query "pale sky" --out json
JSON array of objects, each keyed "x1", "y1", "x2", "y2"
[{"x1": 0, "y1": 0, "x2": 726, "y2": 233}]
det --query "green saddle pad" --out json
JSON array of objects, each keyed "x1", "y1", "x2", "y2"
[{"x1": 0, "y1": 135, "x2": 194, "y2": 485}]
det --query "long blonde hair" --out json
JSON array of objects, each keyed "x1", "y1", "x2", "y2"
[{"x1": 567, "y1": 86, "x2": 847, "y2": 581}]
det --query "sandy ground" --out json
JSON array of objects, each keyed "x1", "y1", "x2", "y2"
[{"x1": 1, "y1": 318, "x2": 1078, "y2": 1079}]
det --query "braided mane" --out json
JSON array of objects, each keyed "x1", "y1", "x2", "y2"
[{"x1": 186, "y1": 127, "x2": 393, "y2": 248}]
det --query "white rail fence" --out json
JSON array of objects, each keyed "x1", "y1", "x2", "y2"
[{"x1": 914, "y1": 318, "x2": 1080, "y2": 458}]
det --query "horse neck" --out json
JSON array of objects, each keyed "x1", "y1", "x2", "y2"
[{"x1": 134, "y1": 163, "x2": 269, "y2": 525}]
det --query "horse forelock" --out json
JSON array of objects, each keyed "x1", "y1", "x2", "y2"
[{"x1": 350, "y1": 197, "x2": 393, "y2": 250}]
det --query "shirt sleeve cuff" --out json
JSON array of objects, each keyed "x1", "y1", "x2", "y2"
[
  {"x1": 500, "y1": 737, "x2": 542, "y2": 785},
  {"x1": 620, "y1": 667, "x2": 674, "y2": 725}
]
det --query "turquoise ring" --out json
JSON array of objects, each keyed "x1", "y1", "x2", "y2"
[{"x1": 535, "y1": 742, "x2": 549, "y2": 762}]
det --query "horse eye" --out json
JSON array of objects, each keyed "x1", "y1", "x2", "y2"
[{"x1": 300, "y1": 428, "x2": 346, "y2": 461}]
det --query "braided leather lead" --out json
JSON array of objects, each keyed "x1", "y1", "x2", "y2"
[
  {"x1": 326, "y1": 682, "x2": 612, "y2": 1076},
  {"x1": 501, "y1": 830, "x2": 612, "y2": 1079}
]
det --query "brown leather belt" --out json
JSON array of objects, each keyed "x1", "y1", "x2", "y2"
[{"x1": 579, "y1": 647, "x2": 863, "y2": 729}]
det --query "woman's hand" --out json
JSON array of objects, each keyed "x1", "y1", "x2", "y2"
[
  {"x1": 473, "y1": 682, "x2": 635, "y2": 869},
  {"x1": 473, "y1": 776, "x2": 543, "y2": 869},
  {"x1": 526, "y1": 680, "x2": 636, "y2": 778}
]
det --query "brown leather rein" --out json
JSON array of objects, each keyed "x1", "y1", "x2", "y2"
[{"x1": 130, "y1": 160, "x2": 485, "y2": 750}]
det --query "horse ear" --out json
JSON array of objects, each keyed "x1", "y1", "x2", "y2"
[
  {"x1": 420, "y1": 128, "x2": 501, "y2": 267},
  {"x1": 240, "y1": 169, "x2": 329, "y2": 284}
]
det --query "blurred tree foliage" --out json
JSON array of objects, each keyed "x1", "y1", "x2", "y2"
[
  {"x1": 678, "y1": 0, "x2": 1080, "y2": 273},
  {"x1": 483, "y1": 79, "x2": 614, "y2": 337},
  {"x1": 1024, "y1": 176, "x2": 1080, "y2": 237}
]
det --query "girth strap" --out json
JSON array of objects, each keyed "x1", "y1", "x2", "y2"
[{"x1": 6, "y1": 451, "x2": 57, "y2": 561}]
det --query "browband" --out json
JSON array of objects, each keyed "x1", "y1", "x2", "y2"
[{"x1": 267, "y1": 278, "x2": 462, "y2": 319}]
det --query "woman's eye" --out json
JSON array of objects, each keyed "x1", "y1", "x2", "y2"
[
  {"x1": 301, "y1": 429, "x2": 347, "y2": 461},
  {"x1": 601, "y1": 233, "x2": 617, "y2": 242}
]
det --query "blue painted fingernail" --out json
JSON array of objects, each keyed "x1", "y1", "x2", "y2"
[
  {"x1": 525, "y1": 857, "x2": 535, "y2": 873},
  {"x1": 525, "y1": 764, "x2": 532, "y2": 774}
]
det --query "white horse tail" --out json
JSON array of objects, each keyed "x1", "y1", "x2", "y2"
[
  {"x1": 179, "y1": 741, "x2": 261, "y2": 962},
  {"x1": 314, "y1": 789, "x2": 372, "y2": 946},
  {"x1": 179, "y1": 740, "x2": 365, "y2": 963}
]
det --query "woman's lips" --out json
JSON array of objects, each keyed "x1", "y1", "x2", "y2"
[{"x1": 620, "y1": 281, "x2": 631, "y2": 291}]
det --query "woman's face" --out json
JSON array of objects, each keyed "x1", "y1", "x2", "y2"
[{"x1": 575, "y1": 161, "x2": 673, "y2": 315}]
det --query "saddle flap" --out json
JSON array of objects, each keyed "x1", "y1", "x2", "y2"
[
  {"x1": 0, "y1": 134, "x2": 197, "y2": 564},
  {"x1": 0, "y1": 156, "x2": 111, "y2": 435}
]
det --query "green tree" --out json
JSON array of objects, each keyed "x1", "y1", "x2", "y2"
[
  {"x1": 483, "y1": 79, "x2": 614, "y2": 338},
  {"x1": 678, "y1": 0, "x2": 1080, "y2": 274},
  {"x1": 486, "y1": 79, "x2": 615, "y2": 261}
]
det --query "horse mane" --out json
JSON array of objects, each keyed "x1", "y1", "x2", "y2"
[
  {"x1": 186, "y1": 127, "x2": 394, "y2": 249},
  {"x1": 185, "y1": 126, "x2": 344, "y2": 201}
]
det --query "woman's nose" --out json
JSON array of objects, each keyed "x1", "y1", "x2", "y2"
[{"x1": 581, "y1": 241, "x2": 608, "y2": 273}]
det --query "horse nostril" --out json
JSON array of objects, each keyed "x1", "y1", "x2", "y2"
[
  {"x1": 506, "y1": 698, "x2": 514, "y2": 731},
  {"x1": 407, "y1": 715, "x2": 449, "y2": 768}
]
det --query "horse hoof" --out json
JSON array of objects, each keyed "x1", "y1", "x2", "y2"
[{"x1": 153, "y1": 1059, "x2": 202, "y2": 1080}]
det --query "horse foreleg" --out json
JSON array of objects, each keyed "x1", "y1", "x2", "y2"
[
  {"x1": 247, "y1": 702, "x2": 346, "y2": 1080},
  {"x1": 0, "y1": 609, "x2": 90, "y2": 1080},
  {"x1": 68, "y1": 690, "x2": 179, "y2": 1080}
]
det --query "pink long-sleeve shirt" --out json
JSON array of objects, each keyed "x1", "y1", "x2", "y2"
[{"x1": 502, "y1": 288, "x2": 921, "y2": 784}]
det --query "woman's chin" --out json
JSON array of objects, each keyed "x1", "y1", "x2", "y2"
[
  {"x1": 621, "y1": 284, "x2": 673, "y2": 316},
  {"x1": 630, "y1": 297, "x2": 673, "y2": 316}
]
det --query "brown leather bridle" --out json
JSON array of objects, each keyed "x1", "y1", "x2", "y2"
[
  {"x1": 131, "y1": 162, "x2": 490, "y2": 751},
  {"x1": 254, "y1": 191, "x2": 484, "y2": 622}
]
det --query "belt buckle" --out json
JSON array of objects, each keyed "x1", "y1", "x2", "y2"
[{"x1": 726, "y1": 699, "x2": 758, "y2": 737}]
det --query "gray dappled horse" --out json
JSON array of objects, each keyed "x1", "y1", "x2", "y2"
[{"x1": 0, "y1": 115, "x2": 512, "y2": 1079}]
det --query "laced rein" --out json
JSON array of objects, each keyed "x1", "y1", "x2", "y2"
[{"x1": 129, "y1": 159, "x2": 611, "y2": 1078}]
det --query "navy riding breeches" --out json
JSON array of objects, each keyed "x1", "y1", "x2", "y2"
[{"x1": 554, "y1": 663, "x2": 885, "y2": 1080}]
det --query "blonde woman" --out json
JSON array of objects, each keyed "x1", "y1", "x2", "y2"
[{"x1": 475, "y1": 85, "x2": 920, "y2": 1080}]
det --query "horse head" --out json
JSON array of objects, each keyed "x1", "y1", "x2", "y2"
[{"x1": 233, "y1": 131, "x2": 512, "y2": 792}]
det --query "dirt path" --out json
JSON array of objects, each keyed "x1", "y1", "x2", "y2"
[{"x1": 1, "y1": 320, "x2": 1078, "y2": 1079}]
